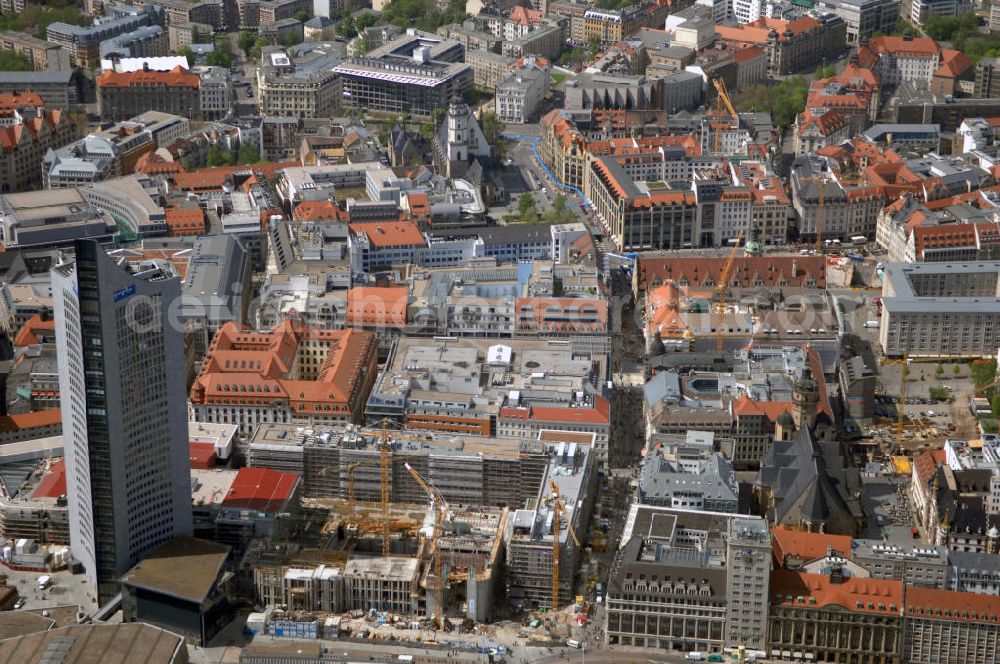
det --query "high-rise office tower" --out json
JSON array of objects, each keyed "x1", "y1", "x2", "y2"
[{"x1": 53, "y1": 240, "x2": 192, "y2": 603}]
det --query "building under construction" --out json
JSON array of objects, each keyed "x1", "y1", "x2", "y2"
[
  {"x1": 247, "y1": 422, "x2": 594, "y2": 511},
  {"x1": 506, "y1": 439, "x2": 596, "y2": 609},
  {"x1": 251, "y1": 505, "x2": 508, "y2": 622}
]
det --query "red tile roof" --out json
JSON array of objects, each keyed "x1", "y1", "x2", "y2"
[
  {"x1": 732, "y1": 45, "x2": 764, "y2": 64},
  {"x1": 348, "y1": 221, "x2": 426, "y2": 248},
  {"x1": 169, "y1": 161, "x2": 299, "y2": 192},
  {"x1": 31, "y1": 459, "x2": 66, "y2": 499},
  {"x1": 912, "y1": 449, "x2": 947, "y2": 486},
  {"x1": 771, "y1": 525, "x2": 852, "y2": 567},
  {"x1": 798, "y1": 107, "x2": 849, "y2": 137},
  {"x1": 223, "y1": 467, "x2": 298, "y2": 512},
  {"x1": 716, "y1": 16, "x2": 821, "y2": 45},
  {"x1": 935, "y1": 49, "x2": 973, "y2": 79},
  {"x1": 346, "y1": 286, "x2": 408, "y2": 328},
  {"x1": 294, "y1": 200, "x2": 343, "y2": 222},
  {"x1": 164, "y1": 208, "x2": 206, "y2": 236},
  {"x1": 510, "y1": 395, "x2": 611, "y2": 425},
  {"x1": 732, "y1": 396, "x2": 794, "y2": 421},
  {"x1": 509, "y1": 5, "x2": 542, "y2": 25},
  {"x1": 905, "y1": 586, "x2": 1000, "y2": 623},
  {"x1": 0, "y1": 409, "x2": 61, "y2": 432},
  {"x1": 637, "y1": 255, "x2": 827, "y2": 291},
  {"x1": 0, "y1": 108, "x2": 69, "y2": 154},
  {"x1": 771, "y1": 570, "x2": 903, "y2": 616},
  {"x1": 98, "y1": 65, "x2": 200, "y2": 89},
  {"x1": 190, "y1": 321, "x2": 376, "y2": 413},
  {"x1": 0, "y1": 92, "x2": 44, "y2": 109},
  {"x1": 13, "y1": 314, "x2": 55, "y2": 347},
  {"x1": 864, "y1": 35, "x2": 939, "y2": 57}
]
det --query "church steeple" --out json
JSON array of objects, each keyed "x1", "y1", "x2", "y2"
[{"x1": 792, "y1": 358, "x2": 819, "y2": 431}]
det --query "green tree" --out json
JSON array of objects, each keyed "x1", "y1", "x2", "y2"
[
  {"x1": 517, "y1": 193, "x2": 536, "y2": 221},
  {"x1": 929, "y1": 386, "x2": 949, "y2": 401},
  {"x1": 238, "y1": 30, "x2": 258, "y2": 55},
  {"x1": 936, "y1": 364, "x2": 944, "y2": 377},
  {"x1": 206, "y1": 144, "x2": 232, "y2": 167},
  {"x1": 206, "y1": 47, "x2": 232, "y2": 68},
  {"x1": 814, "y1": 64, "x2": 836, "y2": 79},
  {"x1": 356, "y1": 12, "x2": 377, "y2": 30},
  {"x1": 953, "y1": 364, "x2": 962, "y2": 376},
  {"x1": 480, "y1": 110, "x2": 507, "y2": 161},
  {"x1": 337, "y1": 15, "x2": 356, "y2": 38},
  {"x1": 972, "y1": 359, "x2": 997, "y2": 389},
  {"x1": 553, "y1": 194, "x2": 566, "y2": 213},
  {"x1": 558, "y1": 46, "x2": 586, "y2": 68},
  {"x1": 0, "y1": 50, "x2": 32, "y2": 71},
  {"x1": 352, "y1": 36, "x2": 369, "y2": 55},
  {"x1": 432, "y1": 107, "x2": 446, "y2": 126},
  {"x1": 588, "y1": 36, "x2": 602, "y2": 59},
  {"x1": 176, "y1": 46, "x2": 195, "y2": 68},
  {"x1": 283, "y1": 31, "x2": 301, "y2": 47},
  {"x1": 293, "y1": 10, "x2": 311, "y2": 22},
  {"x1": 991, "y1": 393, "x2": 1000, "y2": 419},
  {"x1": 420, "y1": 122, "x2": 435, "y2": 139},
  {"x1": 249, "y1": 36, "x2": 269, "y2": 61},
  {"x1": 735, "y1": 76, "x2": 810, "y2": 129},
  {"x1": 236, "y1": 142, "x2": 260, "y2": 165},
  {"x1": 378, "y1": 0, "x2": 468, "y2": 33}
]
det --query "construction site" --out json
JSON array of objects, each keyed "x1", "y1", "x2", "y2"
[{"x1": 242, "y1": 420, "x2": 596, "y2": 641}]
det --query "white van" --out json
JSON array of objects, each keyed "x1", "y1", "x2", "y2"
[
  {"x1": 566, "y1": 639, "x2": 582, "y2": 649},
  {"x1": 686, "y1": 653, "x2": 704, "y2": 661}
]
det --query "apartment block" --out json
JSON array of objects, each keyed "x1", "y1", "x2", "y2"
[
  {"x1": 257, "y1": 46, "x2": 340, "y2": 119},
  {"x1": 878, "y1": 262, "x2": 1000, "y2": 358},
  {"x1": 496, "y1": 59, "x2": 549, "y2": 124},
  {"x1": 605, "y1": 506, "x2": 770, "y2": 654},
  {"x1": 97, "y1": 66, "x2": 200, "y2": 122},
  {"x1": 0, "y1": 32, "x2": 71, "y2": 71},
  {"x1": 852, "y1": 540, "x2": 949, "y2": 588},
  {"x1": 716, "y1": 13, "x2": 847, "y2": 76},
  {"x1": 47, "y1": 6, "x2": 161, "y2": 68},
  {"x1": 587, "y1": 156, "x2": 698, "y2": 252},
  {"x1": 0, "y1": 71, "x2": 77, "y2": 109},
  {"x1": 903, "y1": 587, "x2": 1000, "y2": 664},
  {"x1": 769, "y1": 571, "x2": 903, "y2": 664},
  {"x1": 814, "y1": 0, "x2": 899, "y2": 44},
  {"x1": 0, "y1": 96, "x2": 80, "y2": 194},
  {"x1": 466, "y1": 48, "x2": 516, "y2": 89}
]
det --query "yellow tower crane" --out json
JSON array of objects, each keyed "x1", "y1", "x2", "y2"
[
  {"x1": 404, "y1": 462, "x2": 450, "y2": 630},
  {"x1": 712, "y1": 77, "x2": 739, "y2": 156},
  {"x1": 358, "y1": 420, "x2": 436, "y2": 556},
  {"x1": 716, "y1": 229, "x2": 746, "y2": 353},
  {"x1": 549, "y1": 480, "x2": 581, "y2": 612}
]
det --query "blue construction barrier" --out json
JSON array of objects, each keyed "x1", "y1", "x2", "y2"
[{"x1": 502, "y1": 133, "x2": 592, "y2": 207}]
